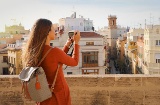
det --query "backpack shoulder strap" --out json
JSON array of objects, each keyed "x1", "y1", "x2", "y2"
[
  {"x1": 37, "y1": 47, "x2": 52, "y2": 67},
  {"x1": 51, "y1": 64, "x2": 60, "y2": 91}
]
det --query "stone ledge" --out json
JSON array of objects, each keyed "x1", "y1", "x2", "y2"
[
  {"x1": 1, "y1": 74, "x2": 160, "y2": 78},
  {"x1": 0, "y1": 75, "x2": 160, "y2": 105}
]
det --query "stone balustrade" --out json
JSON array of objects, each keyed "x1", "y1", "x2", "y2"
[{"x1": 0, "y1": 75, "x2": 160, "y2": 105}]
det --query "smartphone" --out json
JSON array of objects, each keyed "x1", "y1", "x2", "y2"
[{"x1": 68, "y1": 32, "x2": 74, "y2": 38}]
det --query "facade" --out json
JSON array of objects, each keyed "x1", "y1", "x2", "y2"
[
  {"x1": 143, "y1": 25, "x2": 160, "y2": 74},
  {"x1": 125, "y1": 29, "x2": 144, "y2": 56},
  {"x1": 78, "y1": 32, "x2": 105, "y2": 75},
  {"x1": 0, "y1": 49, "x2": 9, "y2": 75},
  {"x1": 7, "y1": 44, "x2": 22, "y2": 75},
  {"x1": 7, "y1": 34, "x2": 29, "y2": 75},
  {"x1": 136, "y1": 35, "x2": 144, "y2": 74},
  {"x1": 124, "y1": 29, "x2": 144, "y2": 74},
  {"x1": 59, "y1": 12, "x2": 94, "y2": 32},
  {"x1": 125, "y1": 41, "x2": 137, "y2": 74},
  {"x1": 5, "y1": 24, "x2": 29, "y2": 34},
  {"x1": 116, "y1": 35, "x2": 127, "y2": 73}
]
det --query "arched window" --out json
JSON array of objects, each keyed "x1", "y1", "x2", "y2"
[
  {"x1": 112, "y1": 20, "x2": 114, "y2": 25},
  {"x1": 156, "y1": 29, "x2": 159, "y2": 34}
]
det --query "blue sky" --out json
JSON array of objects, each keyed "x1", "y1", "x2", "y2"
[{"x1": 0, "y1": 0, "x2": 160, "y2": 32}]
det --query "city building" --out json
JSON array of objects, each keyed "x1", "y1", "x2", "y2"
[
  {"x1": 124, "y1": 28, "x2": 144, "y2": 74},
  {"x1": 7, "y1": 43, "x2": 22, "y2": 75},
  {"x1": 6, "y1": 34, "x2": 29, "y2": 75},
  {"x1": 143, "y1": 25, "x2": 160, "y2": 74},
  {"x1": 5, "y1": 23, "x2": 29, "y2": 34},
  {"x1": 136, "y1": 35, "x2": 144, "y2": 74},
  {"x1": 128, "y1": 41, "x2": 137, "y2": 73},
  {"x1": 78, "y1": 32, "x2": 105, "y2": 75},
  {"x1": 59, "y1": 12, "x2": 94, "y2": 32}
]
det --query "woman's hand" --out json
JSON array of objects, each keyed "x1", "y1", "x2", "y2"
[{"x1": 73, "y1": 31, "x2": 80, "y2": 44}]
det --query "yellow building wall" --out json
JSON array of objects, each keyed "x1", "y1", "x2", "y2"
[{"x1": 8, "y1": 49, "x2": 22, "y2": 75}]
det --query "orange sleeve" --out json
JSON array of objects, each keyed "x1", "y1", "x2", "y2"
[
  {"x1": 62, "y1": 45, "x2": 69, "y2": 53},
  {"x1": 56, "y1": 44, "x2": 79, "y2": 66}
]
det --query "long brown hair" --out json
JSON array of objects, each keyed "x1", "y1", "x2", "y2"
[{"x1": 22, "y1": 19, "x2": 52, "y2": 67}]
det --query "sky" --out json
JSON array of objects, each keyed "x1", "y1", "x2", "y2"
[{"x1": 0, "y1": 0, "x2": 160, "y2": 32}]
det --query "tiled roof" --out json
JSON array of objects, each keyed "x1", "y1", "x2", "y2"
[{"x1": 80, "y1": 32, "x2": 103, "y2": 38}]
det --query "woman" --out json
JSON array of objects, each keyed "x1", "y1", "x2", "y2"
[{"x1": 22, "y1": 18, "x2": 80, "y2": 105}]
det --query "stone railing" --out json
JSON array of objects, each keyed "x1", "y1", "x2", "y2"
[{"x1": 0, "y1": 75, "x2": 160, "y2": 105}]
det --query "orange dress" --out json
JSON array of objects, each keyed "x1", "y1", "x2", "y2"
[{"x1": 40, "y1": 44, "x2": 79, "y2": 105}]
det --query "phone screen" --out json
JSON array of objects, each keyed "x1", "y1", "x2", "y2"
[{"x1": 68, "y1": 32, "x2": 74, "y2": 38}]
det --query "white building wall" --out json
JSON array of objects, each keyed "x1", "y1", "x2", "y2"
[
  {"x1": 143, "y1": 25, "x2": 160, "y2": 74},
  {"x1": 59, "y1": 15, "x2": 93, "y2": 32}
]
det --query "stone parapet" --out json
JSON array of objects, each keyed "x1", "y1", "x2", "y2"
[{"x1": 0, "y1": 75, "x2": 160, "y2": 105}]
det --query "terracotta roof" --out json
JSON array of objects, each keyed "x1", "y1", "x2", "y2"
[
  {"x1": 0, "y1": 48, "x2": 8, "y2": 53},
  {"x1": 80, "y1": 32, "x2": 103, "y2": 38}
]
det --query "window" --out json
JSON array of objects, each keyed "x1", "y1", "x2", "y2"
[
  {"x1": 156, "y1": 40, "x2": 160, "y2": 45},
  {"x1": 3, "y1": 67, "x2": 9, "y2": 75},
  {"x1": 8, "y1": 57, "x2": 10, "y2": 63},
  {"x1": 3, "y1": 56, "x2": 8, "y2": 62},
  {"x1": 156, "y1": 59, "x2": 160, "y2": 63},
  {"x1": 82, "y1": 52, "x2": 98, "y2": 67},
  {"x1": 80, "y1": 22, "x2": 83, "y2": 26},
  {"x1": 67, "y1": 72, "x2": 72, "y2": 75},
  {"x1": 156, "y1": 29, "x2": 159, "y2": 34},
  {"x1": 82, "y1": 69, "x2": 99, "y2": 74},
  {"x1": 112, "y1": 20, "x2": 114, "y2": 25},
  {"x1": 21, "y1": 38, "x2": 24, "y2": 40},
  {"x1": 14, "y1": 58, "x2": 16, "y2": 64},
  {"x1": 86, "y1": 42, "x2": 94, "y2": 45}
]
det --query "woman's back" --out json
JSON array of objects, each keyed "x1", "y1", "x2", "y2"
[{"x1": 40, "y1": 44, "x2": 79, "y2": 105}]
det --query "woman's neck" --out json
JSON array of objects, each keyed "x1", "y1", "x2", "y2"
[{"x1": 45, "y1": 38, "x2": 50, "y2": 45}]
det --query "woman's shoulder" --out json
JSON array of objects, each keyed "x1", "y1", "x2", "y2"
[{"x1": 44, "y1": 45, "x2": 63, "y2": 53}]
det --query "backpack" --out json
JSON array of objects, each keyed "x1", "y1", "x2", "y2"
[{"x1": 19, "y1": 47, "x2": 60, "y2": 103}]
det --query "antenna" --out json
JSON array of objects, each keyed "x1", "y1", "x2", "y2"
[
  {"x1": 11, "y1": 19, "x2": 17, "y2": 25},
  {"x1": 153, "y1": 16, "x2": 154, "y2": 25},
  {"x1": 150, "y1": 13, "x2": 151, "y2": 25},
  {"x1": 145, "y1": 19, "x2": 146, "y2": 29}
]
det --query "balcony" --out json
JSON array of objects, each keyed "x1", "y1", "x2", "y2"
[
  {"x1": 128, "y1": 45, "x2": 137, "y2": 50},
  {"x1": 0, "y1": 75, "x2": 160, "y2": 105},
  {"x1": 148, "y1": 63, "x2": 160, "y2": 68},
  {"x1": 7, "y1": 44, "x2": 22, "y2": 50}
]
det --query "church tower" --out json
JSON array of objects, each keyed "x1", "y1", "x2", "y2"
[
  {"x1": 108, "y1": 15, "x2": 117, "y2": 29},
  {"x1": 107, "y1": 15, "x2": 117, "y2": 59}
]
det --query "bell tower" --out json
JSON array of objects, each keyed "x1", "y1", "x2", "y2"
[{"x1": 108, "y1": 15, "x2": 117, "y2": 29}]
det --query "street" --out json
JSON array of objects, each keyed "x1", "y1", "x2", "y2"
[{"x1": 109, "y1": 60, "x2": 120, "y2": 74}]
